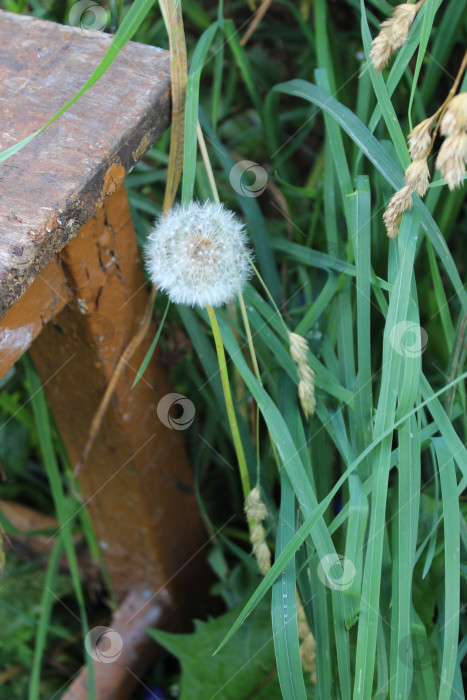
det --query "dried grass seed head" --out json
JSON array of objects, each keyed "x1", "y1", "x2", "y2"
[
  {"x1": 370, "y1": 2, "x2": 418, "y2": 72},
  {"x1": 440, "y1": 93, "x2": 467, "y2": 136},
  {"x1": 408, "y1": 117, "x2": 434, "y2": 160},
  {"x1": 436, "y1": 132, "x2": 467, "y2": 190},
  {"x1": 245, "y1": 487, "x2": 268, "y2": 522},
  {"x1": 289, "y1": 332, "x2": 309, "y2": 365},
  {"x1": 404, "y1": 158, "x2": 430, "y2": 196},
  {"x1": 369, "y1": 33, "x2": 393, "y2": 73},
  {"x1": 383, "y1": 184, "x2": 413, "y2": 238},
  {"x1": 145, "y1": 201, "x2": 252, "y2": 308}
]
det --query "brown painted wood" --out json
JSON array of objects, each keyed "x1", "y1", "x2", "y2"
[
  {"x1": 30, "y1": 187, "x2": 206, "y2": 602},
  {"x1": 0, "y1": 10, "x2": 171, "y2": 317},
  {"x1": 0, "y1": 256, "x2": 71, "y2": 376},
  {"x1": 0, "y1": 13, "x2": 209, "y2": 697}
]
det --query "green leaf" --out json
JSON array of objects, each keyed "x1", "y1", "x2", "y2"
[{"x1": 150, "y1": 596, "x2": 283, "y2": 700}]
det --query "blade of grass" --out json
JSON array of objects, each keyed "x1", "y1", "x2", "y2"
[
  {"x1": 132, "y1": 299, "x2": 170, "y2": 388},
  {"x1": 181, "y1": 22, "x2": 219, "y2": 204},
  {"x1": 390, "y1": 414, "x2": 421, "y2": 700},
  {"x1": 272, "y1": 375, "x2": 307, "y2": 699},
  {"x1": 28, "y1": 538, "x2": 64, "y2": 700},
  {"x1": 214, "y1": 368, "x2": 467, "y2": 654},
  {"x1": 273, "y1": 79, "x2": 467, "y2": 319},
  {"x1": 24, "y1": 355, "x2": 95, "y2": 698},
  {"x1": 433, "y1": 439, "x2": 460, "y2": 700}
]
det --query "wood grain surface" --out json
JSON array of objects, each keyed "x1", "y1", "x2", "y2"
[{"x1": 0, "y1": 10, "x2": 171, "y2": 317}]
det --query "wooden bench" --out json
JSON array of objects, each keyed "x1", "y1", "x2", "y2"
[{"x1": 0, "y1": 11, "x2": 206, "y2": 698}]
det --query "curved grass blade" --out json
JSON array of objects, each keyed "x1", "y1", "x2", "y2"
[
  {"x1": 273, "y1": 79, "x2": 467, "y2": 319},
  {"x1": 214, "y1": 369, "x2": 467, "y2": 655},
  {"x1": 132, "y1": 299, "x2": 170, "y2": 388}
]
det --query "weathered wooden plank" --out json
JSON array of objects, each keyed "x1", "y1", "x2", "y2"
[
  {"x1": 30, "y1": 188, "x2": 206, "y2": 602},
  {"x1": 0, "y1": 11, "x2": 171, "y2": 317}
]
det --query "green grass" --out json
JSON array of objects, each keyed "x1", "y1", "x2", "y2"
[{"x1": 0, "y1": 0, "x2": 466, "y2": 698}]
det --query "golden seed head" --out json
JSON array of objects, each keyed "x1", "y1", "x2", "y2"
[
  {"x1": 298, "y1": 378, "x2": 316, "y2": 418},
  {"x1": 289, "y1": 332, "x2": 309, "y2": 365},
  {"x1": 251, "y1": 521, "x2": 267, "y2": 547},
  {"x1": 385, "y1": 3, "x2": 418, "y2": 48},
  {"x1": 436, "y1": 132, "x2": 467, "y2": 190},
  {"x1": 245, "y1": 487, "x2": 268, "y2": 522},
  {"x1": 370, "y1": 2, "x2": 420, "y2": 73},
  {"x1": 370, "y1": 32, "x2": 393, "y2": 73},
  {"x1": 404, "y1": 158, "x2": 430, "y2": 196},
  {"x1": 249, "y1": 521, "x2": 271, "y2": 575},
  {"x1": 408, "y1": 117, "x2": 434, "y2": 160},
  {"x1": 254, "y1": 542, "x2": 271, "y2": 575},
  {"x1": 290, "y1": 332, "x2": 316, "y2": 417},
  {"x1": 440, "y1": 93, "x2": 467, "y2": 136},
  {"x1": 383, "y1": 184, "x2": 413, "y2": 238}
]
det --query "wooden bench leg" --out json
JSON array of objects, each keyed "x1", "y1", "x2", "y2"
[{"x1": 28, "y1": 187, "x2": 207, "y2": 695}]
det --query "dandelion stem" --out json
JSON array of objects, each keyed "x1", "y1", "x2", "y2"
[{"x1": 206, "y1": 305, "x2": 251, "y2": 499}]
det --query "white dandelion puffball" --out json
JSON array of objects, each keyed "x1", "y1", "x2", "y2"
[{"x1": 145, "y1": 201, "x2": 252, "y2": 307}]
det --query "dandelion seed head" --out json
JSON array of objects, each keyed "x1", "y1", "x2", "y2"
[{"x1": 145, "y1": 201, "x2": 252, "y2": 308}]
